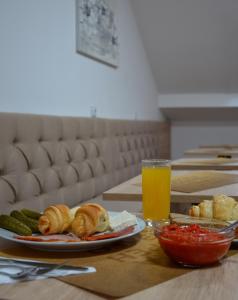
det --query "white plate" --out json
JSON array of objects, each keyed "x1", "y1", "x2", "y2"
[{"x1": 0, "y1": 212, "x2": 146, "y2": 252}]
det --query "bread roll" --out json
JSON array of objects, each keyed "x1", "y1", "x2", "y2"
[
  {"x1": 38, "y1": 204, "x2": 72, "y2": 235},
  {"x1": 189, "y1": 200, "x2": 213, "y2": 218},
  {"x1": 213, "y1": 194, "x2": 236, "y2": 221},
  {"x1": 231, "y1": 203, "x2": 238, "y2": 220},
  {"x1": 70, "y1": 203, "x2": 109, "y2": 238},
  {"x1": 189, "y1": 205, "x2": 200, "y2": 217},
  {"x1": 199, "y1": 200, "x2": 213, "y2": 219},
  {"x1": 188, "y1": 194, "x2": 238, "y2": 221}
]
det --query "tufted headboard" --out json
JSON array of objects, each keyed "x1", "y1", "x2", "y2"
[{"x1": 0, "y1": 113, "x2": 161, "y2": 213}]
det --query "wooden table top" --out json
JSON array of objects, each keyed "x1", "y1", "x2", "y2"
[
  {"x1": 0, "y1": 254, "x2": 237, "y2": 300},
  {"x1": 184, "y1": 148, "x2": 238, "y2": 158},
  {"x1": 172, "y1": 158, "x2": 238, "y2": 170},
  {"x1": 0, "y1": 240, "x2": 238, "y2": 300},
  {"x1": 103, "y1": 170, "x2": 238, "y2": 204},
  {"x1": 199, "y1": 144, "x2": 238, "y2": 149},
  {"x1": 1, "y1": 168, "x2": 238, "y2": 299}
]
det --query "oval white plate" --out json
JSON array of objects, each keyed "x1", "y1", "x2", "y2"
[{"x1": 0, "y1": 212, "x2": 145, "y2": 252}]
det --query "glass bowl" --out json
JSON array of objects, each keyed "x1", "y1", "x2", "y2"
[
  {"x1": 154, "y1": 217, "x2": 235, "y2": 267},
  {"x1": 170, "y1": 215, "x2": 229, "y2": 228}
]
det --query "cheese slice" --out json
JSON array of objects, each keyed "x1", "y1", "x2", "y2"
[
  {"x1": 109, "y1": 211, "x2": 137, "y2": 231},
  {"x1": 69, "y1": 206, "x2": 81, "y2": 221}
]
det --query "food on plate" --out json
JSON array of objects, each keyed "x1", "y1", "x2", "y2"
[
  {"x1": 189, "y1": 194, "x2": 238, "y2": 221},
  {"x1": 155, "y1": 223, "x2": 234, "y2": 266},
  {"x1": 0, "y1": 203, "x2": 138, "y2": 242},
  {"x1": 0, "y1": 215, "x2": 32, "y2": 236},
  {"x1": 109, "y1": 210, "x2": 137, "y2": 231},
  {"x1": 82, "y1": 226, "x2": 135, "y2": 241},
  {"x1": 10, "y1": 210, "x2": 39, "y2": 233},
  {"x1": 71, "y1": 203, "x2": 109, "y2": 238},
  {"x1": 15, "y1": 226, "x2": 135, "y2": 242},
  {"x1": 21, "y1": 208, "x2": 42, "y2": 220},
  {"x1": 213, "y1": 195, "x2": 238, "y2": 221},
  {"x1": 16, "y1": 233, "x2": 82, "y2": 242},
  {"x1": 38, "y1": 204, "x2": 72, "y2": 235},
  {"x1": 69, "y1": 205, "x2": 81, "y2": 220}
]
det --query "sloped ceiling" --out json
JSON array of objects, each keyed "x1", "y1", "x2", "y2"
[{"x1": 130, "y1": 0, "x2": 238, "y2": 93}]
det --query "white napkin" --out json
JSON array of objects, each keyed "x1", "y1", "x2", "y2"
[{"x1": 0, "y1": 262, "x2": 96, "y2": 284}]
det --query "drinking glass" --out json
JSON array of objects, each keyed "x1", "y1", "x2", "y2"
[{"x1": 142, "y1": 159, "x2": 171, "y2": 224}]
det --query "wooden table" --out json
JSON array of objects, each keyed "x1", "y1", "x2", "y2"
[
  {"x1": 0, "y1": 253, "x2": 238, "y2": 300},
  {"x1": 199, "y1": 144, "x2": 238, "y2": 148},
  {"x1": 184, "y1": 148, "x2": 238, "y2": 158},
  {"x1": 172, "y1": 158, "x2": 238, "y2": 170},
  {"x1": 123, "y1": 255, "x2": 238, "y2": 300},
  {"x1": 0, "y1": 238, "x2": 238, "y2": 300},
  {"x1": 103, "y1": 171, "x2": 238, "y2": 204},
  {"x1": 1, "y1": 170, "x2": 238, "y2": 300}
]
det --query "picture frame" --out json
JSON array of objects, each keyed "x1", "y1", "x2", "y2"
[{"x1": 75, "y1": 0, "x2": 119, "y2": 68}]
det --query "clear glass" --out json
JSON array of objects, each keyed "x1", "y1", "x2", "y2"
[
  {"x1": 153, "y1": 219, "x2": 234, "y2": 267},
  {"x1": 142, "y1": 159, "x2": 171, "y2": 224}
]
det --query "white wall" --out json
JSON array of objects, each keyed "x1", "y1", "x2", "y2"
[
  {"x1": 0, "y1": 0, "x2": 160, "y2": 120},
  {"x1": 158, "y1": 94, "x2": 238, "y2": 159},
  {"x1": 172, "y1": 121, "x2": 238, "y2": 159}
]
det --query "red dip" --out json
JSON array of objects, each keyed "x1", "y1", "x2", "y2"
[{"x1": 156, "y1": 224, "x2": 233, "y2": 267}]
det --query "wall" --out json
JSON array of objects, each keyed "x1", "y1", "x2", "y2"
[
  {"x1": 158, "y1": 94, "x2": 238, "y2": 159},
  {"x1": 0, "y1": 0, "x2": 160, "y2": 120},
  {"x1": 172, "y1": 121, "x2": 238, "y2": 159}
]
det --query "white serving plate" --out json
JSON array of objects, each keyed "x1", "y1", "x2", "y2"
[{"x1": 0, "y1": 212, "x2": 146, "y2": 252}]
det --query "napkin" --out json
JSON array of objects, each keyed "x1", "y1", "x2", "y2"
[{"x1": 0, "y1": 258, "x2": 96, "y2": 284}]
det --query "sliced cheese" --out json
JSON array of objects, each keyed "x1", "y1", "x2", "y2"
[
  {"x1": 69, "y1": 206, "x2": 81, "y2": 221},
  {"x1": 109, "y1": 211, "x2": 137, "y2": 231}
]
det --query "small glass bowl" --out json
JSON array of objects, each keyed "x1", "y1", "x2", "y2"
[
  {"x1": 154, "y1": 217, "x2": 235, "y2": 267},
  {"x1": 171, "y1": 215, "x2": 229, "y2": 228}
]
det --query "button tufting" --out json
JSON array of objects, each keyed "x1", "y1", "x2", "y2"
[{"x1": 12, "y1": 137, "x2": 18, "y2": 143}]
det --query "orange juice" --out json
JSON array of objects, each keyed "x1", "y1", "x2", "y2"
[{"x1": 142, "y1": 163, "x2": 171, "y2": 221}]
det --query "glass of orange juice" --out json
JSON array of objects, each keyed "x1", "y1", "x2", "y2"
[{"x1": 142, "y1": 159, "x2": 171, "y2": 224}]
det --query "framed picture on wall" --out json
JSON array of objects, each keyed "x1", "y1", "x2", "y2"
[{"x1": 76, "y1": 0, "x2": 119, "y2": 68}]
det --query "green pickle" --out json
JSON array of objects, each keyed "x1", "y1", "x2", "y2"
[
  {"x1": 10, "y1": 210, "x2": 39, "y2": 233},
  {"x1": 21, "y1": 208, "x2": 42, "y2": 220},
  {"x1": 0, "y1": 215, "x2": 32, "y2": 236}
]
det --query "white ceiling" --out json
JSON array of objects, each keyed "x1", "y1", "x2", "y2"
[{"x1": 131, "y1": 0, "x2": 238, "y2": 94}]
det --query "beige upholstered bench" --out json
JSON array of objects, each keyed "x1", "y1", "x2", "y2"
[{"x1": 0, "y1": 113, "x2": 161, "y2": 213}]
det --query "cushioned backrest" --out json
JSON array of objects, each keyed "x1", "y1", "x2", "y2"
[{"x1": 0, "y1": 113, "x2": 160, "y2": 213}]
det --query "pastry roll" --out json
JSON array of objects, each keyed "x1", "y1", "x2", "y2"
[
  {"x1": 70, "y1": 203, "x2": 109, "y2": 238},
  {"x1": 199, "y1": 200, "x2": 213, "y2": 219},
  {"x1": 188, "y1": 205, "x2": 200, "y2": 217},
  {"x1": 213, "y1": 194, "x2": 236, "y2": 221},
  {"x1": 231, "y1": 203, "x2": 238, "y2": 220},
  {"x1": 189, "y1": 194, "x2": 238, "y2": 221},
  {"x1": 189, "y1": 200, "x2": 213, "y2": 218},
  {"x1": 38, "y1": 204, "x2": 72, "y2": 235}
]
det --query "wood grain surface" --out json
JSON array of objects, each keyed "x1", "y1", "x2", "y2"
[
  {"x1": 103, "y1": 170, "x2": 238, "y2": 203},
  {"x1": 0, "y1": 250, "x2": 238, "y2": 300},
  {"x1": 172, "y1": 158, "x2": 238, "y2": 170},
  {"x1": 184, "y1": 148, "x2": 238, "y2": 158}
]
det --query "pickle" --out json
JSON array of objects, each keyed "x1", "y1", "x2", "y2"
[
  {"x1": 0, "y1": 215, "x2": 32, "y2": 236},
  {"x1": 10, "y1": 210, "x2": 39, "y2": 233},
  {"x1": 21, "y1": 208, "x2": 42, "y2": 220}
]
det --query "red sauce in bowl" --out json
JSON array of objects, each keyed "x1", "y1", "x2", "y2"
[{"x1": 157, "y1": 224, "x2": 233, "y2": 267}]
